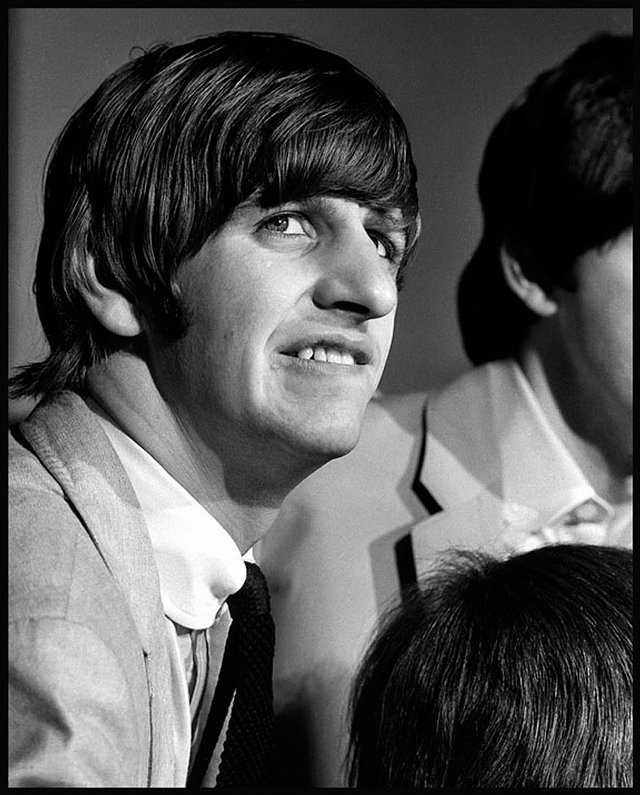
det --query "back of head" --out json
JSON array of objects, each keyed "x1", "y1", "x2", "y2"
[
  {"x1": 10, "y1": 31, "x2": 419, "y2": 400},
  {"x1": 348, "y1": 544, "x2": 633, "y2": 787},
  {"x1": 458, "y1": 33, "x2": 632, "y2": 364}
]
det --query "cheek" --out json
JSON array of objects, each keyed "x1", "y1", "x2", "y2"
[
  {"x1": 187, "y1": 282, "x2": 252, "y2": 356},
  {"x1": 583, "y1": 283, "x2": 631, "y2": 354},
  {"x1": 204, "y1": 273, "x2": 289, "y2": 335},
  {"x1": 567, "y1": 299, "x2": 631, "y2": 389}
]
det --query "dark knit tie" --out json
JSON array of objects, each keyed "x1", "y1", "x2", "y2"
[{"x1": 188, "y1": 561, "x2": 275, "y2": 788}]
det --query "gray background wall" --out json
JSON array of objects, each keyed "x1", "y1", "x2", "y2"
[{"x1": 8, "y1": 7, "x2": 633, "y2": 424}]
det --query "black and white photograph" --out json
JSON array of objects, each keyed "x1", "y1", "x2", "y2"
[{"x1": 8, "y1": 8, "x2": 632, "y2": 788}]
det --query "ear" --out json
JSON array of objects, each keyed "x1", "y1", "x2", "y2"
[
  {"x1": 500, "y1": 246, "x2": 558, "y2": 317},
  {"x1": 78, "y1": 253, "x2": 143, "y2": 337}
]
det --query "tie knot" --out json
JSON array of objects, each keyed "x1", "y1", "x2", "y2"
[{"x1": 226, "y1": 562, "x2": 271, "y2": 617}]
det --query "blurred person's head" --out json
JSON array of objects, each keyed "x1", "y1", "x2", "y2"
[{"x1": 348, "y1": 544, "x2": 633, "y2": 788}]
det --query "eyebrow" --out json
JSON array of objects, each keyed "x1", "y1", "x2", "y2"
[
  {"x1": 292, "y1": 195, "x2": 404, "y2": 223},
  {"x1": 365, "y1": 206, "x2": 408, "y2": 233}
]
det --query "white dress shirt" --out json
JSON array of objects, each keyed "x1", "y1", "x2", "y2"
[{"x1": 90, "y1": 400, "x2": 251, "y2": 785}]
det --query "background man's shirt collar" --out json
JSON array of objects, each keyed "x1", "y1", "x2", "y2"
[{"x1": 423, "y1": 360, "x2": 621, "y2": 528}]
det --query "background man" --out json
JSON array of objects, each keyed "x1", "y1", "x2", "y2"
[
  {"x1": 8, "y1": 31, "x2": 419, "y2": 786},
  {"x1": 258, "y1": 32, "x2": 632, "y2": 786}
]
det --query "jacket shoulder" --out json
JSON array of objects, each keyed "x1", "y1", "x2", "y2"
[
  {"x1": 9, "y1": 425, "x2": 133, "y2": 634},
  {"x1": 10, "y1": 426, "x2": 83, "y2": 611}
]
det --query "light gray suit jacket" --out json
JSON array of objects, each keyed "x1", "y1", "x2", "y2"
[{"x1": 9, "y1": 392, "x2": 181, "y2": 787}]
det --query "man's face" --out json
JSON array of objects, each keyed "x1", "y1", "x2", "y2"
[
  {"x1": 556, "y1": 228, "x2": 632, "y2": 423},
  {"x1": 146, "y1": 195, "x2": 403, "y2": 474}
]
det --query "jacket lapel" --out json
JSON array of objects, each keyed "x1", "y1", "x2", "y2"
[
  {"x1": 19, "y1": 391, "x2": 176, "y2": 785},
  {"x1": 406, "y1": 362, "x2": 606, "y2": 579}
]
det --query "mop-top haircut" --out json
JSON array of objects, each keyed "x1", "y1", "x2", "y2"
[
  {"x1": 458, "y1": 33, "x2": 632, "y2": 365},
  {"x1": 11, "y1": 31, "x2": 419, "y2": 399}
]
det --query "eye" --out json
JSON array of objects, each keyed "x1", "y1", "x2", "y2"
[
  {"x1": 368, "y1": 231, "x2": 395, "y2": 260},
  {"x1": 261, "y1": 213, "x2": 307, "y2": 236}
]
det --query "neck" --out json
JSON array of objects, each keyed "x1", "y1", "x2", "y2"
[
  {"x1": 517, "y1": 340, "x2": 632, "y2": 506},
  {"x1": 85, "y1": 352, "x2": 290, "y2": 552}
]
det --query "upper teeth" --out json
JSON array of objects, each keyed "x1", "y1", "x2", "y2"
[{"x1": 297, "y1": 346, "x2": 356, "y2": 365}]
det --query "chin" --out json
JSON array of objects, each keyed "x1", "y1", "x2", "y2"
[
  {"x1": 286, "y1": 421, "x2": 362, "y2": 466},
  {"x1": 261, "y1": 399, "x2": 367, "y2": 470},
  {"x1": 311, "y1": 430, "x2": 361, "y2": 459}
]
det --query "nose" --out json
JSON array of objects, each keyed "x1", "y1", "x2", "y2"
[{"x1": 311, "y1": 230, "x2": 398, "y2": 320}]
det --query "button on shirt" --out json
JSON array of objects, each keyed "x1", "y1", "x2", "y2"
[{"x1": 90, "y1": 401, "x2": 250, "y2": 786}]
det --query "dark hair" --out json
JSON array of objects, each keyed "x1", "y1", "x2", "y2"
[
  {"x1": 458, "y1": 33, "x2": 632, "y2": 364},
  {"x1": 10, "y1": 31, "x2": 419, "y2": 399},
  {"x1": 347, "y1": 544, "x2": 633, "y2": 788}
]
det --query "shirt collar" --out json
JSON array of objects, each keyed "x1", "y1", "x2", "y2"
[
  {"x1": 88, "y1": 399, "x2": 247, "y2": 630},
  {"x1": 421, "y1": 360, "x2": 615, "y2": 528}
]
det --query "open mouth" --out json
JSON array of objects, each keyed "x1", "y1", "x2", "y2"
[{"x1": 282, "y1": 345, "x2": 367, "y2": 366}]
